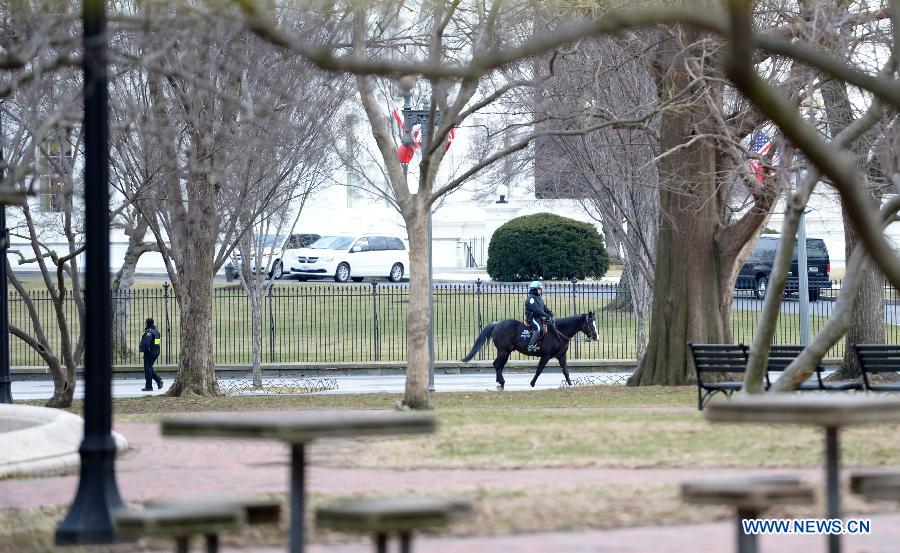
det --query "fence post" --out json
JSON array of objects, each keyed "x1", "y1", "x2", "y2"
[
  {"x1": 476, "y1": 278, "x2": 483, "y2": 331},
  {"x1": 268, "y1": 284, "x2": 275, "y2": 363},
  {"x1": 162, "y1": 282, "x2": 171, "y2": 365},
  {"x1": 371, "y1": 281, "x2": 380, "y2": 361},
  {"x1": 570, "y1": 277, "x2": 578, "y2": 358}
]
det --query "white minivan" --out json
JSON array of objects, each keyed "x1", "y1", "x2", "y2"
[{"x1": 286, "y1": 235, "x2": 409, "y2": 282}]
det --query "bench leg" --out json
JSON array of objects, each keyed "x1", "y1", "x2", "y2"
[
  {"x1": 400, "y1": 531, "x2": 412, "y2": 553},
  {"x1": 374, "y1": 532, "x2": 387, "y2": 553},
  {"x1": 825, "y1": 427, "x2": 842, "y2": 553},
  {"x1": 736, "y1": 508, "x2": 759, "y2": 553},
  {"x1": 205, "y1": 534, "x2": 219, "y2": 553},
  {"x1": 175, "y1": 536, "x2": 189, "y2": 553}
]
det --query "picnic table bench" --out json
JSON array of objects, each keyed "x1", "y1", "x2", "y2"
[
  {"x1": 704, "y1": 395, "x2": 900, "y2": 553},
  {"x1": 114, "y1": 496, "x2": 280, "y2": 553},
  {"x1": 853, "y1": 344, "x2": 900, "y2": 392},
  {"x1": 161, "y1": 410, "x2": 436, "y2": 553},
  {"x1": 682, "y1": 475, "x2": 815, "y2": 553},
  {"x1": 316, "y1": 497, "x2": 473, "y2": 553}
]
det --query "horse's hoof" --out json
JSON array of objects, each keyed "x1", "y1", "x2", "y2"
[
  {"x1": 496, "y1": 384, "x2": 505, "y2": 391},
  {"x1": 530, "y1": 380, "x2": 536, "y2": 388}
]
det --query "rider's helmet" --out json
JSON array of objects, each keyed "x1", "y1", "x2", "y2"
[{"x1": 529, "y1": 280, "x2": 543, "y2": 293}]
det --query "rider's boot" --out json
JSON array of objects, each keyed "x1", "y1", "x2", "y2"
[{"x1": 527, "y1": 330, "x2": 539, "y2": 352}]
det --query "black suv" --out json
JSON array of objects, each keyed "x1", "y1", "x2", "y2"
[{"x1": 736, "y1": 235, "x2": 830, "y2": 301}]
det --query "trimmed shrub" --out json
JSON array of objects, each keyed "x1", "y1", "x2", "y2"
[{"x1": 486, "y1": 213, "x2": 609, "y2": 281}]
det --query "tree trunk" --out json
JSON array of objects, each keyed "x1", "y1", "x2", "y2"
[
  {"x1": 402, "y1": 205, "x2": 431, "y2": 409},
  {"x1": 167, "y1": 210, "x2": 220, "y2": 396},
  {"x1": 839, "y1": 202, "x2": 885, "y2": 378},
  {"x1": 604, "y1": 275, "x2": 632, "y2": 312},
  {"x1": 250, "y1": 281, "x2": 264, "y2": 388},
  {"x1": 111, "y1": 224, "x2": 150, "y2": 362},
  {"x1": 820, "y1": 74, "x2": 886, "y2": 379},
  {"x1": 628, "y1": 29, "x2": 725, "y2": 386},
  {"x1": 46, "y1": 356, "x2": 74, "y2": 408}
]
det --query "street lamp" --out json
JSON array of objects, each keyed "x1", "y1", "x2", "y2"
[
  {"x1": 395, "y1": 81, "x2": 439, "y2": 392},
  {"x1": 56, "y1": 0, "x2": 124, "y2": 544},
  {"x1": 0, "y1": 97, "x2": 13, "y2": 404}
]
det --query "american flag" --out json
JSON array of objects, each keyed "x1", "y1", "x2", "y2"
[{"x1": 748, "y1": 130, "x2": 779, "y2": 182}]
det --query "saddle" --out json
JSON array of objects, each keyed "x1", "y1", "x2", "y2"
[{"x1": 518, "y1": 320, "x2": 549, "y2": 346}]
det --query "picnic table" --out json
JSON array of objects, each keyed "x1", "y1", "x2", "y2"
[
  {"x1": 161, "y1": 410, "x2": 436, "y2": 553},
  {"x1": 705, "y1": 395, "x2": 900, "y2": 553}
]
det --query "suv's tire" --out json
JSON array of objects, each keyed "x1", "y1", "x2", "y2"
[
  {"x1": 335, "y1": 263, "x2": 351, "y2": 283},
  {"x1": 270, "y1": 260, "x2": 283, "y2": 280},
  {"x1": 809, "y1": 288, "x2": 820, "y2": 302},
  {"x1": 389, "y1": 263, "x2": 404, "y2": 283},
  {"x1": 754, "y1": 276, "x2": 768, "y2": 300}
]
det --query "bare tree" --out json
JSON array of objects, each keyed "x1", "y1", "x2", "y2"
[
  {"x1": 114, "y1": 2, "x2": 347, "y2": 396},
  {"x1": 533, "y1": 35, "x2": 660, "y2": 363},
  {"x1": 232, "y1": 111, "x2": 337, "y2": 388}
]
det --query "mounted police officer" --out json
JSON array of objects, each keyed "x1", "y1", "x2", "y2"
[
  {"x1": 139, "y1": 317, "x2": 163, "y2": 392},
  {"x1": 524, "y1": 280, "x2": 554, "y2": 352}
]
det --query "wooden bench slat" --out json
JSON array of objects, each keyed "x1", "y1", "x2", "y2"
[{"x1": 853, "y1": 344, "x2": 900, "y2": 391}]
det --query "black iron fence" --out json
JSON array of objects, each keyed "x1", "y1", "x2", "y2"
[{"x1": 7, "y1": 280, "x2": 899, "y2": 367}]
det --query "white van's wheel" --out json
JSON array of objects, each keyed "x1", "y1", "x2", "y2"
[
  {"x1": 335, "y1": 263, "x2": 351, "y2": 283},
  {"x1": 270, "y1": 260, "x2": 283, "y2": 280},
  {"x1": 389, "y1": 263, "x2": 404, "y2": 282}
]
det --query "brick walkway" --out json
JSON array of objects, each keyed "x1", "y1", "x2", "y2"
[
  {"x1": 0, "y1": 422, "x2": 812, "y2": 510},
  {"x1": 2, "y1": 421, "x2": 898, "y2": 552}
]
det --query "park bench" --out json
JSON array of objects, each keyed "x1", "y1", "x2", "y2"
[
  {"x1": 688, "y1": 343, "x2": 749, "y2": 410},
  {"x1": 852, "y1": 344, "x2": 900, "y2": 392},
  {"x1": 114, "y1": 497, "x2": 281, "y2": 553},
  {"x1": 850, "y1": 470, "x2": 900, "y2": 501},
  {"x1": 765, "y1": 345, "x2": 862, "y2": 392},
  {"x1": 681, "y1": 475, "x2": 815, "y2": 553},
  {"x1": 316, "y1": 496, "x2": 473, "y2": 553}
]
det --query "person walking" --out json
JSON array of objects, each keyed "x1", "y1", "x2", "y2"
[{"x1": 140, "y1": 317, "x2": 163, "y2": 392}]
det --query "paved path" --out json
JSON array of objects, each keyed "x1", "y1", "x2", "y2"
[{"x1": 8, "y1": 372, "x2": 629, "y2": 401}]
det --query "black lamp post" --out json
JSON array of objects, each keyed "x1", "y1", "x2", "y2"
[
  {"x1": 0, "y1": 97, "x2": 13, "y2": 404},
  {"x1": 397, "y1": 85, "x2": 440, "y2": 392},
  {"x1": 55, "y1": 0, "x2": 124, "y2": 544}
]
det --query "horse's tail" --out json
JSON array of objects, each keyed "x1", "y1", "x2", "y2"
[{"x1": 461, "y1": 322, "x2": 497, "y2": 362}]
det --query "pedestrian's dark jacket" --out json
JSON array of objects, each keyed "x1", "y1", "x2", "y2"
[
  {"x1": 139, "y1": 325, "x2": 161, "y2": 356},
  {"x1": 524, "y1": 291, "x2": 553, "y2": 321}
]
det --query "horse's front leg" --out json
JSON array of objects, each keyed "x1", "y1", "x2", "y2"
[
  {"x1": 557, "y1": 352, "x2": 573, "y2": 386},
  {"x1": 493, "y1": 351, "x2": 510, "y2": 390},
  {"x1": 530, "y1": 355, "x2": 551, "y2": 388}
]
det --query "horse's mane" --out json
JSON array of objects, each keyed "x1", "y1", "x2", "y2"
[{"x1": 556, "y1": 313, "x2": 587, "y2": 325}]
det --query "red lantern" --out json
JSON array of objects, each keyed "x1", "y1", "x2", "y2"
[{"x1": 396, "y1": 143, "x2": 415, "y2": 163}]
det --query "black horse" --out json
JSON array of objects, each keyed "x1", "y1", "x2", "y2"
[{"x1": 461, "y1": 312, "x2": 598, "y2": 390}]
